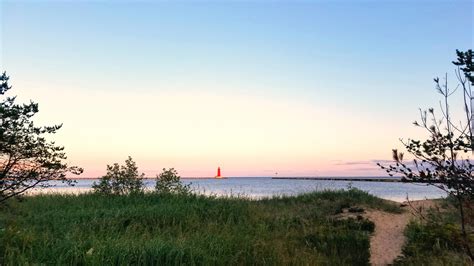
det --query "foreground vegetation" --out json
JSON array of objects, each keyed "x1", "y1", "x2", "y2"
[
  {"x1": 395, "y1": 198, "x2": 474, "y2": 265},
  {"x1": 0, "y1": 189, "x2": 399, "y2": 265},
  {"x1": 379, "y1": 50, "x2": 474, "y2": 260}
]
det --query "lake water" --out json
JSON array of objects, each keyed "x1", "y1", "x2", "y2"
[{"x1": 34, "y1": 177, "x2": 446, "y2": 202}]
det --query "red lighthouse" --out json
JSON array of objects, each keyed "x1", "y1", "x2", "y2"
[{"x1": 215, "y1": 167, "x2": 224, "y2": 179}]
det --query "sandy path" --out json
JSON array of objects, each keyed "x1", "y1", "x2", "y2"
[{"x1": 365, "y1": 200, "x2": 437, "y2": 266}]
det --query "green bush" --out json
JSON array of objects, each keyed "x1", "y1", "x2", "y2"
[
  {"x1": 92, "y1": 156, "x2": 144, "y2": 195},
  {"x1": 395, "y1": 200, "x2": 473, "y2": 265},
  {"x1": 155, "y1": 168, "x2": 191, "y2": 195}
]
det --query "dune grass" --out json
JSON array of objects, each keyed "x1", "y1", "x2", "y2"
[
  {"x1": 394, "y1": 198, "x2": 473, "y2": 265},
  {"x1": 0, "y1": 188, "x2": 400, "y2": 265}
]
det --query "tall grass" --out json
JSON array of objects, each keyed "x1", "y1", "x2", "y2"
[
  {"x1": 0, "y1": 189, "x2": 399, "y2": 265},
  {"x1": 394, "y1": 198, "x2": 473, "y2": 265}
]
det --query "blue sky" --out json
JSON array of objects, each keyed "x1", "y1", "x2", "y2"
[{"x1": 0, "y1": 0, "x2": 473, "y2": 177}]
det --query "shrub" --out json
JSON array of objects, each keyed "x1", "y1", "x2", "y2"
[
  {"x1": 378, "y1": 50, "x2": 474, "y2": 259},
  {"x1": 92, "y1": 156, "x2": 144, "y2": 195},
  {"x1": 155, "y1": 168, "x2": 191, "y2": 195}
]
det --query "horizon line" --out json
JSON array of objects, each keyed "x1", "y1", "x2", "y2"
[{"x1": 67, "y1": 176, "x2": 399, "y2": 179}]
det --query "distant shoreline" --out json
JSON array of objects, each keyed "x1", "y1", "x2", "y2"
[{"x1": 66, "y1": 176, "x2": 402, "y2": 182}]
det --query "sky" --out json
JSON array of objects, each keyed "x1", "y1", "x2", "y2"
[{"x1": 0, "y1": 0, "x2": 473, "y2": 177}]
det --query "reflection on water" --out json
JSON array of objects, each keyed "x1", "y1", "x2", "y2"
[{"x1": 28, "y1": 177, "x2": 446, "y2": 202}]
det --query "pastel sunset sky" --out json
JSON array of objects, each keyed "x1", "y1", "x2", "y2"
[{"x1": 1, "y1": 0, "x2": 472, "y2": 177}]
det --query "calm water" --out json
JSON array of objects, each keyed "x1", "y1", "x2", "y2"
[{"x1": 36, "y1": 177, "x2": 446, "y2": 202}]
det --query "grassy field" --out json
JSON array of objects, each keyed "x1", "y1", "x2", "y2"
[{"x1": 0, "y1": 189, "x2": 400, "y2": 265}]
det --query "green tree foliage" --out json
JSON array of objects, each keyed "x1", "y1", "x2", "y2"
[
  {"x1": 453, "y1": 49, "x2": 474, "y2": 86},
  {"x1": 155, "y1": 168, "x2": 191, "y2": 195},
  {"x1": 0, "y1": 72, "x2": 82, "y2": 203},
  {"x1": 92, "y1": 156, "x2": 144, "y2": 195},
  {"x1": 378, "y1": 49, "x2": 474, "y2": 259}
]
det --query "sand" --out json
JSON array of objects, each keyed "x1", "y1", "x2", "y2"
[{"x1": 365, "y1": 199, "x2": 438, "y2": 266}]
